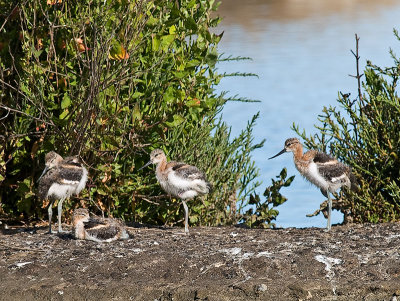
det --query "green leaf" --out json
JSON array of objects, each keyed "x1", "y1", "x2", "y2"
[
  {"x1": 163, "y1": 86, "x2": 175, "y2": 103},
  {"x1": 20, "y1": 83, "x2": 30, "y2": 95},
  {"x1": 106, "y1": 86, "x2": 116, "y2": 96},
  {"x1": 59, "y1": 110, "x2": 69, "y2": 119},
  {"x1": 186, "y1": 99, "x2": 200, "y2": 107},
  {"x1": 165, "y1": 114, "x2": 185, "y2": 127},
  {"x1": 132, "y1": 103, "x2": 142, "y2": 122},
  {"x1": 160, "y1": 34, "x2": 176, "y2": 51},
  {"x1": 184, "y1": 17, "x2": 197, "y2": 30},
  {"x1": 187, "y1": 59, "x2": 201, "y2": 68},
  {"x1": 169, "y1": 25, "x2": 177, "y2": 34},
  {"x1": 132, "y1": 91, "x2": 144, "y2": 99},
  {"x1": 152, "y1": 36, "x2": 160, "y2": 51},
  {"x1": 205, "y1": 49, "x2": 218, "y2": 67},
  {"x1": 61, "y1": 94, "x2": 71, "y2": 109}
]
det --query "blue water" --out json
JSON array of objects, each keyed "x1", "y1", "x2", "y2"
[{"x1": 216, "y1": 1, "x2": 400, "y2": 227}]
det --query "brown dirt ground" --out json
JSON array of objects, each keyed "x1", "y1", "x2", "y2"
[{"x1": 1, "y1": 221, "x2": 400, "y2": 301}]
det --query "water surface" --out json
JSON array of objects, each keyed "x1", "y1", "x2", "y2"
[{"x1": 216, "y1": 0, "x2": 400, "y2": 227}]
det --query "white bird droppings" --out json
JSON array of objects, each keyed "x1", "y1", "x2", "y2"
[
  {"x1": 256, "y1": 251, "x2": 273, "y2": 258},
  {"x1": 15, "y1": 261, "x2": 33, "y2": 268},
  {"x1": 220, "y1": 247, "x2": 242, "y2": 256},
  {"x1": 315, "y1": 255, "x2": 342, "y2": 272}
]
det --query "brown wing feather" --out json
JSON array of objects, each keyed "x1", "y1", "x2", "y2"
[
  {"x1": 313, "y1": 151, "x2": 337, "y2": 164},
  {"x1": 85, "y1": 217, "x2": 121, "y2": 240},
  {"x1": 57, "y1": 166, "x2": 83, "y2": 184},
  {"x1": 38, "y1": 168, "x2": 59, "y2": 199}
]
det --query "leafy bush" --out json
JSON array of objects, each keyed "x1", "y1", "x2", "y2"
[
  {"x1": 0, "y1": 0, "x2": 280, "y2": 227},
  {"x1": 240, "y1": 168, "x2": 295, "y2": 228},
  {"x1": 294, "y1": 32, "x2": 400, "y2": 223}
]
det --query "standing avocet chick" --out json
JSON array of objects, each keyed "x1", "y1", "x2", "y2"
[
  {"x1": 38, "y1": 151, "x2": 88, "y2": 233},
  {"x1": 140, "y1": 149, "x2": 212, "y2": 234},
  {"x1": 72, "y1": 208, "x2": 129, "y2": 242},
  {"x1": 269, "y1": 138, "x2": 357, "y2": 231}
]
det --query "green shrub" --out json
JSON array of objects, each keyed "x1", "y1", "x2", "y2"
[
  {"x1": 294, "y1": 32, "x2": 400, "y2": 223},
  {"x1": 241, "y1": 168, "x2": 295, "y2": 228},
  {"x1": 0, "y1": 0, "x2": 277, "y2": 226}
]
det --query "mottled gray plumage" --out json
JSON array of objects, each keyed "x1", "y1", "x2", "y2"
[
  {"x1": 84, "y1": 218, "x2": 122, "y2": 240},
  {"x1": 313, "y1": 152, "x2": 336, "y2": 163}
]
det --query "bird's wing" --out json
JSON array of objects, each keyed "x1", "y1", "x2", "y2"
[
  {"x1": 317, "y1": 162, "x2": 350, "y2": 184},
  {"x1": 311, "y1": 151, "x2": 351, "y2": 184},
  {"x1": 171, "y1": 162, "x2": 206, "y2": 180},
  {"x1": 57, "y1": 166, "x2": 83, "y2": 185},
  {"x1": 83, "y1": 216, "x2": 107, "y2": 229},
  {"x1": 84, "y1": 217, "x2": 121, "y2": 240},
  {"x1": 312, "y1": 151, "x2": 337, "y2": 164},
  {"x1": 170, "y1": 162, "x2": 189, "y2": 171},
  {"x1": 62, "y1": 156, "x2": 82, "y2": 167},
  {"x1": 38, "y1": 168, "x2": 59, "y2": 199}
]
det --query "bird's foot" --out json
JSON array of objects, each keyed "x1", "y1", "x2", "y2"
[{"x1": 47, "y1": 225, "x2": 57, "y2": 234}]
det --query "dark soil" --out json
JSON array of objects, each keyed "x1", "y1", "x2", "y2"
[{"x1": 1, "y1": 222, "x2": 400, "y2": 301}]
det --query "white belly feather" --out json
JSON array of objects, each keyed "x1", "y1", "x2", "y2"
[
  {"x1": 75, "y1": 167, "x2": 88, "y2": 194},
  {"x1": 46, "y1": 167, "x2": 87, "y2": 199},
  {"x1": 157, "y1": 170, "x2": 208, "y2": 199},
  {"x1": 304, "y1": 162, "x2": 330, "y2": 191},
  {"x1": 47, "y1": 183, "x2": 76, "y2": 199}
]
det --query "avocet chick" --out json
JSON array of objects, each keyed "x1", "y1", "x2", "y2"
[
  {"x1": 72, "y1": 208, "x2": 129, "y2": 243},
  {"x1": 140, "y1": 149, "x2": 212, "y2": 234},
  {"x1": 269, "y1": 138, "x2": 357, "y2": 230},
  {"x1": 38, "y1": 151, "x2": 88, "y2": 233}
]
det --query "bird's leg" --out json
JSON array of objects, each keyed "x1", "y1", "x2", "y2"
[
  {"x1": 327, "y1": 193, "x2": 332, "y2": 231},
  {"x1": 181, "y1": 200, "x2": 189, "y2": 234},
  {"x1": 48, "y1": 200, "x2": 54, "y2": 234},
  {"x1": 57, "y1": 197, "x2": 66, "y2": 233}
]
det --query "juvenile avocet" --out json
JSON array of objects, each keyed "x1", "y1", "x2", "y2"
[
  {"x1": 72, "y1": 208, "x2": 129, "y2": 242},
  {"x1": 38, "y1": 151, "x2": 88, "y2": 233},
  {"x1": 269, "y1": 138, "x2": 357, "y2": 230},
  {"x1": 140, "y1": 149, "x2": 212, "y2": 234}
]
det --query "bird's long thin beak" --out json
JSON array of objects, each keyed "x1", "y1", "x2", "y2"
[
  {"x1": 37, "y1": 166, "x2": 48, "y2": 183},
  {"x1": 268, "y1": 149, "x2": 287, "y2": 160},
  {"x1": 138, "y1": 160, "x2": 152, "y2": 171}
]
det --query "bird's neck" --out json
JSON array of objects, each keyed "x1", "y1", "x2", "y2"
[
  {"x1": 73, "y1": 221, "x2": 85, "y2": 239},
  {"x1": 292, "y1": 144, "x2": 304, "y2": 161},
  {"x1": 156, "y1": 159, "x2": 167, "y2": 174}
]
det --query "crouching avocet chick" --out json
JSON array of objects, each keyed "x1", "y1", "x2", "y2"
[{"x1": 72, "y1": 208, "x2": 129, "y2": 243}]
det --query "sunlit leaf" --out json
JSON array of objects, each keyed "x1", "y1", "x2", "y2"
[{"x1": 61, "y1": 94, "x2": 71, "y2": 109}]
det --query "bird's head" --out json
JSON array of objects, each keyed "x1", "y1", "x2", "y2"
[
  {"x1": 72, "y1": 208, "x2": 90, "y2": 225},
  {"x1": 139, "y1": 149, "x2": 166, "y2": 170},
  {"x1": 45, "y1": 151, "x2": 63, "y2": 168},
  {"x1": 37, "y1": 151, "x2": 64, "y2": 183},
  {"x1": 269, "y1": 138, "x2": 301, "y2": 159}
]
